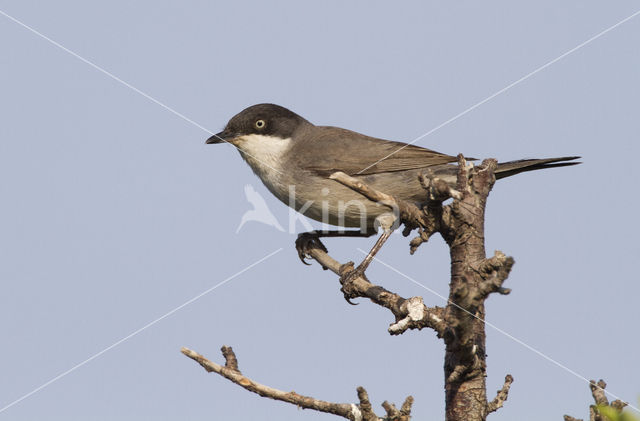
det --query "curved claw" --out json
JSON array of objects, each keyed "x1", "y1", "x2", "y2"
[
  {"x1": 295, "y1": 233, "x2": 328, "y2": 266},
  {"x1": 344, "y1": 296, "x2": 359, "y2": 305},
  {"x1": 297, "y1": 251, "x2": 312, "y2": 265},
  {"x1": 339, "y1": 287, "x2": 359, "y2": 305},
  {"x1": 339, "y1": 266, "x2": 366, "y2": 306}
]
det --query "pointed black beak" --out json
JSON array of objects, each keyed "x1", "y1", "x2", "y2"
[{"x1": 206, "y1": 129, "x2": 236, "y2": 144}]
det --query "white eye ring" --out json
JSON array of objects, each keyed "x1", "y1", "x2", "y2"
[{"x1": 255, "y1": 119, "x2": 266, "y2": 129}]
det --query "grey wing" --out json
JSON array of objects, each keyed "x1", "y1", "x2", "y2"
[{"x1": 294, "y1": 126, "x2": 459, "y2": 176}]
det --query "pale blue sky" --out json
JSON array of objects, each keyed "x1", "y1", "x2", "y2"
[{"x1": 1, "y1": 1, "x2": 639, "y2": 420}]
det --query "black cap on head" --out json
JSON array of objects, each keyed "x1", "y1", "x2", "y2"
[{"x1": 206, "y1": 104, "x2": 311, "y2": 144}]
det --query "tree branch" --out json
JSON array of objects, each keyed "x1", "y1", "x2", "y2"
[
  {"x1": 305, "y1": 156, "x2": 517, "y2": 421},
  {"x1": 181, "y1": 346, "x2": 413, "y2": 421},
  {"x1": 185, "y1": 155, "x2": 522, "y2": 421},
  {"x1": 304, "y1": 238, "x2": 447, "y2": 337},
  {"x1": 563, "y1": 379, "x2": 628, "y2": 421},
  {"x1": 329, "y1": 171, "x2": 399, "y2": 210},
  {"x1": 486, "y1": 374, "x2": 514, "y2": 414}
]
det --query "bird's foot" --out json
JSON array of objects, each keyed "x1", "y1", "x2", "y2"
[
  {"x1": 295, "y1": 232, "x2": 328, "y2": 265},
  {"x1": 338, "y1": 262, "x2": 366, "y2": 305}
]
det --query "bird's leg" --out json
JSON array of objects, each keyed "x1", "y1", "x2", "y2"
[
  {"x1": 339, "y1": 215, "x2": 396, "y2": 304},
  {"x1": 358, "y1": 228, "x2": 393, "y2": 272},
  {"x1": 338, "y1": 228, "x2": 393, "y2": 281},
  {"x1": 295, "y1": 229, "x2": 376, "y2": 265}
]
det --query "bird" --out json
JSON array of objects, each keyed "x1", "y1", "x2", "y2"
[{"x1": 206, "y1": 103, "x2": 579, "y2": 284}]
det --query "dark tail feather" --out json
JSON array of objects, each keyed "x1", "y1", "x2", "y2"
[{"x1": 495, "y1": 156, "x2": 581, "y2": 180}]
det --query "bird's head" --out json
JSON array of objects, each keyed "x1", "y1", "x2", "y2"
[{"x1": 206, "y1": 103, "x2": 310, "y2": 145}]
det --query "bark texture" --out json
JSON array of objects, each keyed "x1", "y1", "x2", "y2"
[{"x1": 441, "y1": 158, "x2": 502, "y2": 421}]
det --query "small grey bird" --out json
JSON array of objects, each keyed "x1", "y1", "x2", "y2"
[{"x1": 207, "y1": 103, "x2": 578, "y2": 280}]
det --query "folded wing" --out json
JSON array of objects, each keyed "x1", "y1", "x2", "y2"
[{"x1": 296, "y1": 126, "x2": 459, "y2": 176}]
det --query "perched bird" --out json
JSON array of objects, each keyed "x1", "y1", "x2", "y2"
[{"x1": 207, "y1": 103, "x2": 579, "y2": 281}]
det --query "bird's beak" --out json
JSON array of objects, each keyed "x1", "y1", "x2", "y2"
[{"x1": 206, "y1": 129, "x2": 237, "y2": 144}]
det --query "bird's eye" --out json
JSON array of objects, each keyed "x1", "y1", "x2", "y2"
[{"x1": 255, "y1": 119, "x2": 266, "y2": 129}]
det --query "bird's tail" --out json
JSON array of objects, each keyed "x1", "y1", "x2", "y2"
[{"x1": 495, "y1": 156, "x2": 581, "y2": 180}]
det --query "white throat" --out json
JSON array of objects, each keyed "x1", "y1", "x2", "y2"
[{"x1": 235, "y1": 134, "x2": 291, "y2": 188}]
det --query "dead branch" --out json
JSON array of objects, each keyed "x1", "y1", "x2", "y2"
[
  {"x1": 307, "y1": 156, "x2": 517, "y2": 421},
  {"x1": 381, "y1": 396, "x2": 415, "y2": 421},
  {"x1": 329, "y1": 169, "x2": 463, "y2": 248},
  {"x1": 185, "y1": 155, "x2": 519, "y2": 421},
  {"x1": 181, "y1": 346, "x2": 413, "y2": 421},
  {"x1": 486, "y1": 374, "x2": 514, "y2": 414},
  {"x1": 564, "y1": 379, "x2": 628, "y2": 421},
  {"x1": 329, "y1": 171, "x2": 399, "y2": 209},
  {"x1": 303, "y1": 237, "x2": 447, "y2": 336}
]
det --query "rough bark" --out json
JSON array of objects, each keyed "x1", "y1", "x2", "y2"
[{"x1": 441, "y1": 158, "x2": 496, "y2": 421}]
